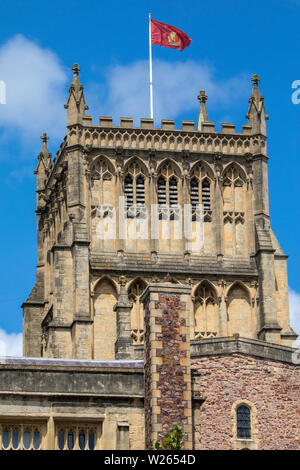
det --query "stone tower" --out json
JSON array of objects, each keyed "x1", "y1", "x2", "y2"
[{"x1": 22, "y1": 66, "x2": 298, "y2": 361}]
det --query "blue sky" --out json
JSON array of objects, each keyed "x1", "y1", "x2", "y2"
[{"x1": 0, "y1": 0, "x2": 300, "y2": 353}]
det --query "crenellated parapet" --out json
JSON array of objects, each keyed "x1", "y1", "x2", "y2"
[{"x1": 66, "y1": 121, "x2": 266, "y2": 156}]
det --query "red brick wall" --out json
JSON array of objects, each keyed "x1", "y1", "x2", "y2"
[
  {"x1": 143, "y1": 297, "x2": 152, "y2": 450},
  {"x1": 143, "y1": 287, "x2": 192, "y2": 450},
  {"x1": 191, "y1": 354, "x2": 300, "y2": 450},
  {"x1": 155, "y1": 294, "x2": 189, "y2": 440}
]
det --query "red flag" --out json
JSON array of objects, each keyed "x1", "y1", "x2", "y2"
[{"x1": 150, "y1": 19, "x2": 192, "y2": 51}]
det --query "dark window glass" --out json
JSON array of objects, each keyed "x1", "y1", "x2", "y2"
[
  {"x1": 79, "y1": 430, "x2": 86, "y2": 450},
  {"x1": 2, "y1": 429, "x2": 9, "y2": 449},
  {"x1": 33, "y1": 429, "x2": 41, "y2": 450},
  {"x1": 67, "y1": 431, "x2": 74, "y2": 450},
  {"x1": 237, "y1": 405, "x2": 251, "y2": 439},
  {"x1": 12, "y1": 429, "x2": 19, "y2": 449},
  {"x1": 58, "y1": 430, "x2": 65, "y2": 450},
  {"x1": 88, "y1": 431, "x2": 95, "y2": 450},
  {"x1": 23, "y1": 429, "x2": 31, "y2": 449}
]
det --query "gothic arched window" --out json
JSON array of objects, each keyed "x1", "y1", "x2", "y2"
[
  {"x1": 124, "y1": 159, "x2": 147, "y2": 217},
  {"x1": 236, "y1": 405, "x2": 251, "y2": 439},
  {"x1": 157, "y1": 161, "x2": 180, "y2": 208},
  {"x1": 194, "y1": 281, "x2": 218, "y2": 339},
  {"x1": 158, "y1": 177, "x2": 167, "y2": 206},
  {"x1": 169, "y1": 176, "x2": 178, "y2": 207},
  {"x1": 190, "y1": 164, "x2": 213, "y2": 221},
  {"x1": 190, "y1": 177, "x2": 199, "y2": 210},
  {"x1": 136, "y1": 175, "x2": 145, "y2": 205},
  {"x1": 90, "y1": 157, "x2": 114, "y2": 181},
  {"x1": 202, "y1": 178, "x2": 211, "y2": 210},
  {"x1": 124, "y1": 175, "x2": 134, "y2": 210}
]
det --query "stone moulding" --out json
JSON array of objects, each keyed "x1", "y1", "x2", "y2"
[
  {"x1": 67, "y1": 123, "x2": 266, "y2": 156},
  {"x1": 190, "y1": 336, "x2": 299, "y2": 365}
]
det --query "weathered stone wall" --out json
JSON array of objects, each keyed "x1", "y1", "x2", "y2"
[
  {"x1": 191, "y1": 353, "x2": 300, "y2": 450},
  {"x1": 0, "y1": 358, "x2": 145, "y2": 450}
]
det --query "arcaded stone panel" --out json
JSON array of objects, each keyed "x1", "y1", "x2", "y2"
[{"x1": 191, "y1": 354, "x2": 300, "y2": 450}]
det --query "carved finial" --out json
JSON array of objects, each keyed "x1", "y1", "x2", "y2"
[
  {"x1": 72, "y1": 63, "x2": 81, "y2": 75},
  {"x1": 40, "y1": 132, "x2": 49, "y2": 143},
  {"x1": 197, "y1": 90, "x2": 208, "y2": 103},
  {"x1": 251, "y1": 74, "x2": 260, "y2": 86},
  {"x1": 246, "y1": 73, "x2": 268, "y2": 137},
  {"x1": 196, "y1": 90, "x2": 209, "y2": 131},
  {"x1": 65, "y1": 63, "x2": 89, "y2": 126}
]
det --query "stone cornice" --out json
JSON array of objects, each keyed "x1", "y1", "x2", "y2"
[{"x1": 190, "y1": 336, "x2": 299, "y2": 365}]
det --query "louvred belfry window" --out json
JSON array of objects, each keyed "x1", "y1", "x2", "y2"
[
  {"x1": 123, "y1": 160, "x2": 146, "y2": 217},
  {"x1": 190, "y1": 164, "x2": 213, "y2": 222},
  {"x1": 236, "y1": 405, "x2": 251, "y2": 439},
  {"x1": 158, "y1": 177, "x2": 167, "y2": 206},
  {"x1": 124, "y1": 175, "x2": 134, "y2": 210},
  {"x1": 190, "y1": 177, "x2": 199, "y2": 211},
  {"x1": 169, "y1": 177, "x2": 178, "y2": 207},
  {"x1": 157, "y1": 161, "x2": 180, "y2": 210},
  {"x1": 202, "y1": 178, "x2": 211, "y2": 210},
  {"x1": 136, "y1": 175, "x2": 145, "y2": 205}
]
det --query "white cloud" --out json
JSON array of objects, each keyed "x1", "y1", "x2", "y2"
[
  {"x1": 0, "y1": 36, "x2": 249, "y2": 145},
  {"x1": 88, "y1": 59, "x2": 249, "y2": 125},
  {"x1": 0, "y1": 35, "x2": 67, "y2": 140},
  {"x1": 0, "y1": 329, "x2": 22, "y2": 357},
  {"x1": 289, "y1": 288, "x2": 300, "y2": 347}
]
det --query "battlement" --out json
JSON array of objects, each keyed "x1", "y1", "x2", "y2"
[
  {"x1": 84, "y1": 115, "x2": 253, "y2": 135},
  {"x1": 66, "y1": 119, "x2": 266, "y2": 156}
]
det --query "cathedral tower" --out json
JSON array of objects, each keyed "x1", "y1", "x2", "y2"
[{"x1": 22, "y1": 66, "x2": 297, "y2": 360}]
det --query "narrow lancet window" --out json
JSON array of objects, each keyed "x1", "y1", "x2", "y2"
[
  {"x1": 190, "y1": 177, "x2": 199, "y2": 210},
  {"x1": 169, "y1": 177, "x2": 178, "y2": 207},
  {"x1": 202, "y1": 178, "x2": 211, "y2": 210},
  {"x1": 124, "y1": 175, "x2": 133, "y2": 210},
  {"x1": 136, "y1": 175, "x2": 145, "y2": 205},
  {"x1": 158, "y1": 177, "x2": 167, "y2": 206},
  {"x1": 237, "y1": 405, "x2": 251, "y2": 439}
]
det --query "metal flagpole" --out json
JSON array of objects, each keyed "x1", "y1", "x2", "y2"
[{"x1": 149, "y1": 13, "x2": 154, "y2": 119}]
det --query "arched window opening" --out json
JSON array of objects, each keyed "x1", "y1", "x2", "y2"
[
  {"x1": 169, "y1": 177, "x2": 178, "y2": 207},
  {"x1": 158, "y1": 177, "x2": 167, "y2": 206},
  {"x1": 202, "y1": 178, "x2": 211, "y2": 210},
  {"x1": 129, "y1": 279, "x2": 147, "y2": 345},
  {"x1": 124, "y1": 160, "x2": 147, "y2": 217},
  {"x1": 237, "y1": 405, "x2": 251, "y2": 439},
  {"x1": 124, "y1": 175, "x2": 133, "y2": 210},
  {"x1": 190, "y1": 177, "x2": 199, "y2": 211},
  {"x1": 136, "y1": 175, "x2": 145, "y2": 205},
  {"x1": 194, "y1": 282, "x2": 218, "y2": 339}
]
